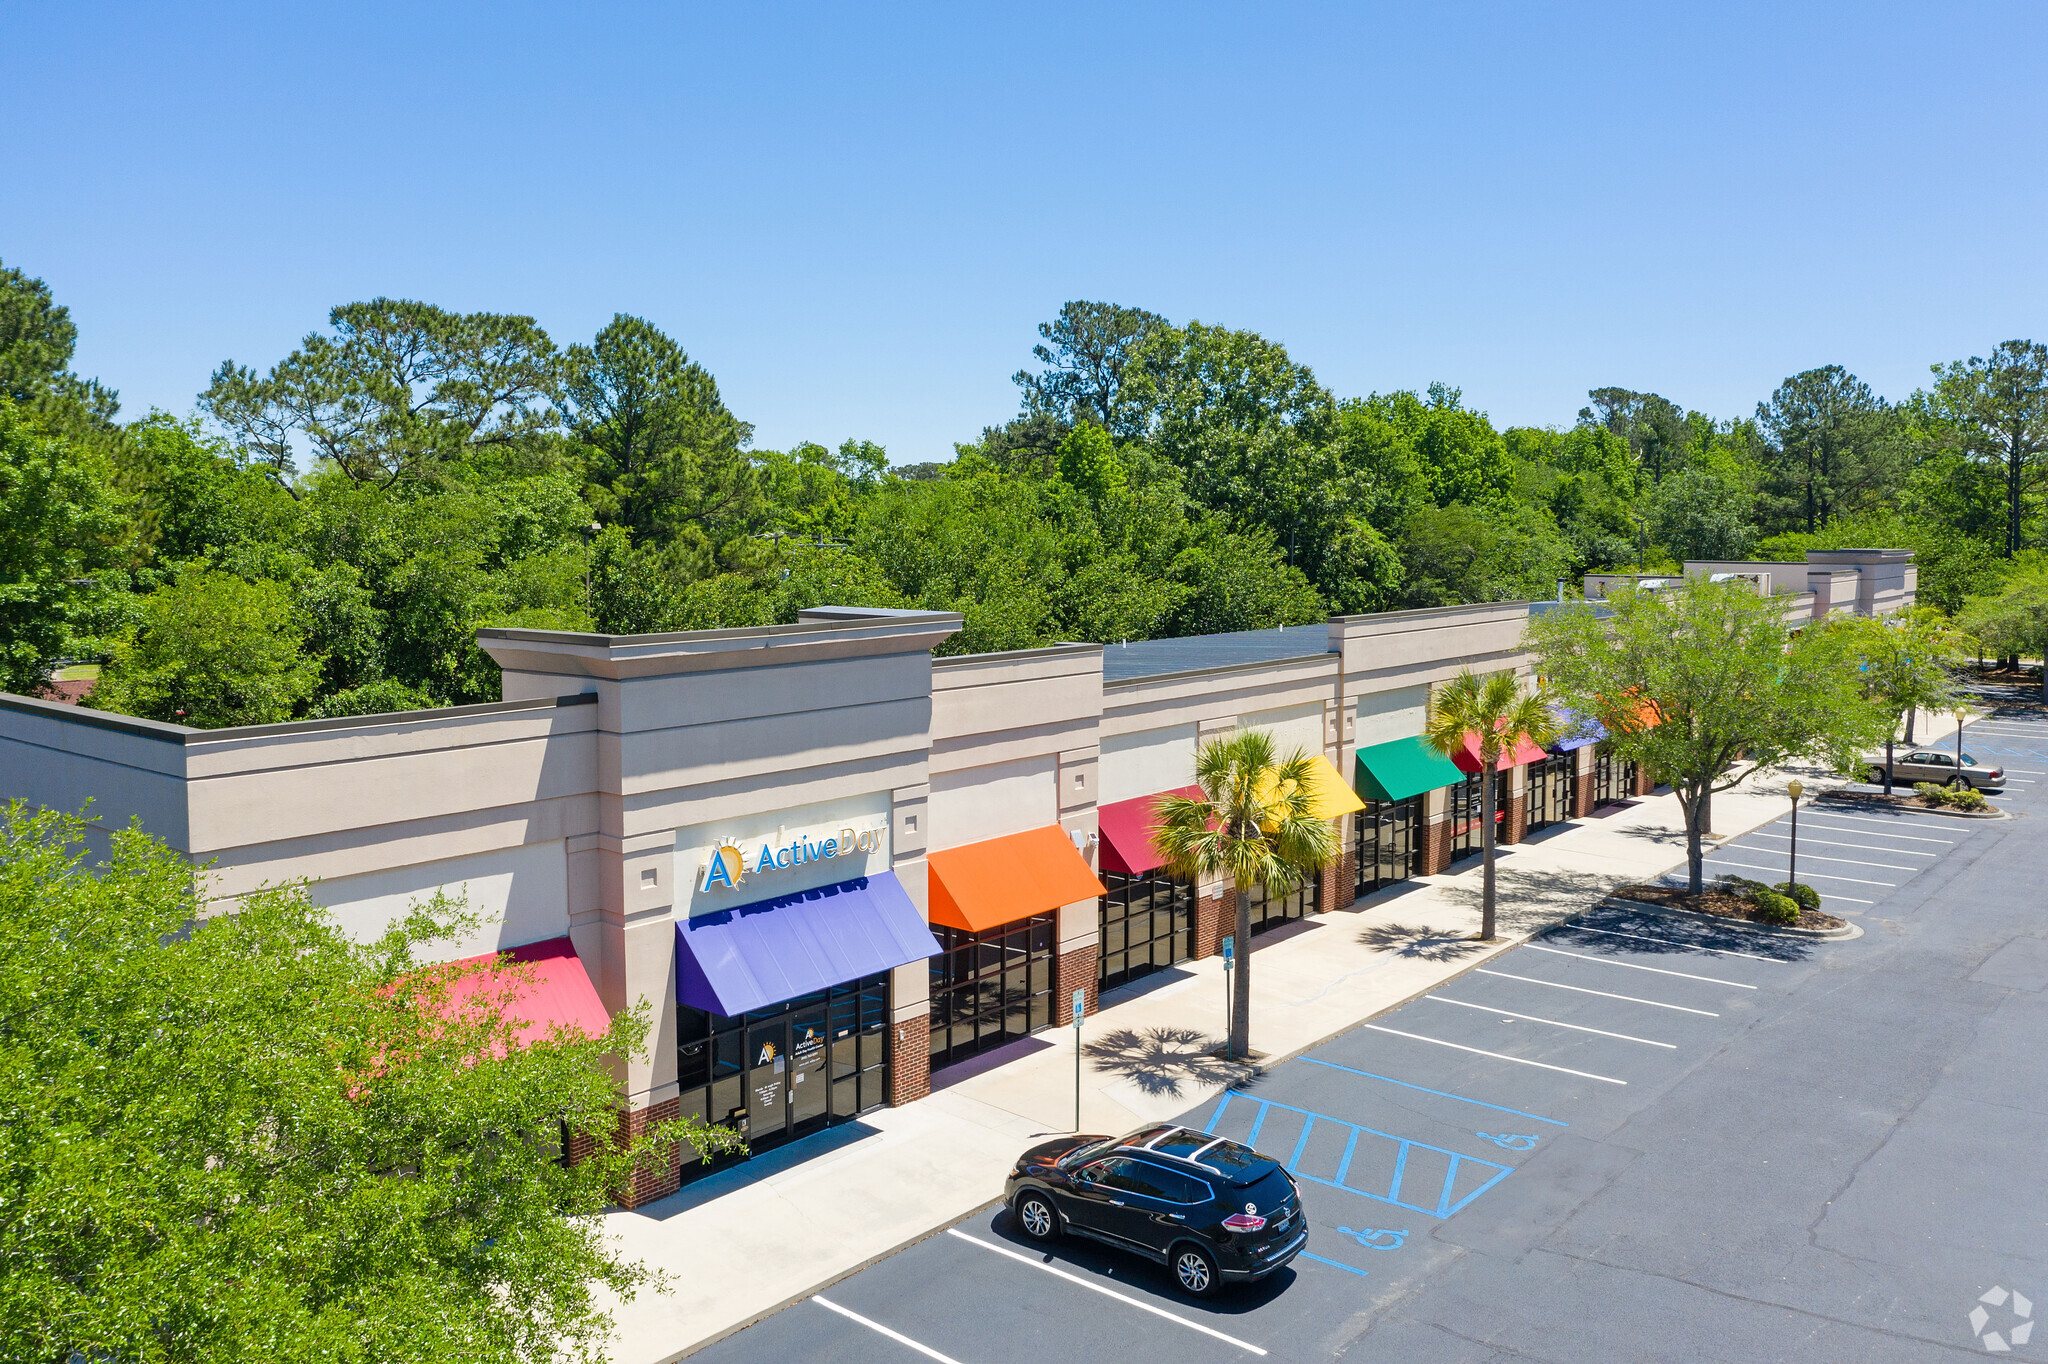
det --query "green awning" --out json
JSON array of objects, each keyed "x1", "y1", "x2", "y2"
[{"x1": 1353, "y1": 736, "x2": 1465, "y2": 803}]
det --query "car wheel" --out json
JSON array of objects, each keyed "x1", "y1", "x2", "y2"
[
  {"x1": 1950, "y1": 776, "x2": 1971, "y2": 790},
  {"x1": 1013, "y1": 1192, "x2": 1059, "y2": 1243},
  {"x1": 1866, "y1": 767, "x2": 1886, "y2": 785},
  {"x1": 1172, "y1": 1243, "x2": 1220, "y2": 1298}
]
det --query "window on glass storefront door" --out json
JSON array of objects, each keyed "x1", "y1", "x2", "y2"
[
  {"x1": 1448, "y1": 773, "x2": 1508, "y2": 861},
  {"x1": 1099, "y1": 871, "x2": 1193, "y2": 992},
  {"x1": 1355, "y1": 796, "x2": 1420, "y2": 894},
  {"x1": 1244, "y1": 873, "x2": 1318, "y2": 934},
  {"x1": 1527, "y1": 753, "x2": 1575, "y2": 833},
  {"x1": 929, "y1": 914, "x2": 1055, "y2": 1072},
  {"x1": 674, "y1": 973, "x2": 891, "y2": 1169}
]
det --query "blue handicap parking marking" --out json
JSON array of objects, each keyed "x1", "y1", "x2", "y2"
[
  {"x1": 1203, "y1": 1091, "x2": 1514, "y2": 1220},
  {"x1": 1476, "y1": 1132, "x2": 1541, "y2": 1150},
  {"x1": 1335, "y1": 1225, "x2": 1408, "y2": 1249}
]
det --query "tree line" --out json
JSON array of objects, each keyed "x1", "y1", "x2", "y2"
[{"x1": 4, "y1": 260, "x2": 2046, "y2": 726}]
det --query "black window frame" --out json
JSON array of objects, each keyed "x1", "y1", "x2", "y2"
[
  {"x1": 928, "y1": 913, "x2": 1056, "y2": 1072},
  {"x1": 1097, "y1": 870, "x2": 1194, "y2": 992}
]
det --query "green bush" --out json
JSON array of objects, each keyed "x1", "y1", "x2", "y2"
[
  {"x1": 1912, "y1": 781, "x2": 1951, "y2": 807},
  {"x1": 1752, "y1": 889, "x2": 1801, "y2": 924},
  {"x1": 1774, "y1": 881, "x2": 1821, "y2": 912},
  {"x1": 1949, "y1": 787, "x2": 1989, "y2": 811}
]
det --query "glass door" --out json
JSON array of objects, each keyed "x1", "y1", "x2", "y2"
[
  {"x1": 786, "y1": 1005, "x2": 830, "y2": 1137},
  {"x1": 744, "y1": 1025, "x2": 789, "y2": 1143}
]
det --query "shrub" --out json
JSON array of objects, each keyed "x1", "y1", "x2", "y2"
[
  {"x1": 1716, "y1": 874, "x2": 1768, "y2": 898},
  {"x1": 1774, "y1": 881, "x2": 1821, "y2": 912},
  {"x1": 1949, "y1": 787, "x2": 1989, "y2": 812},
  {"x1": 1752, "y1": 889, "x2": 1801, "y2": 924},
  {"x1": 1912, "y1": 781, "x2": 1951, "y2": 807}
]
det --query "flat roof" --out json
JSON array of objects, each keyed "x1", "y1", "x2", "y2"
[{"x1": 1101, "y1": 623, "x2": 1331, "y2": 682}]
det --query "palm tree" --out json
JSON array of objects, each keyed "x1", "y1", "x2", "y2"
[
  {"x1": 1423, "y1": 670, "x2": 1562, "y2": 942},
  {"x1": 1153, "y1": 730, "x2": 1339, "y2": 1059}
]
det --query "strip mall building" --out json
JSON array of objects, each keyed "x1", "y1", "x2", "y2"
[{"x1": 0, "y1": 550, "x2": 1914, "y2": 1205}]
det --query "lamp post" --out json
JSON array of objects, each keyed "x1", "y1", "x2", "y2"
[{"x1": 1786, "y1": 780, "x2": 1804, "y2": 890}]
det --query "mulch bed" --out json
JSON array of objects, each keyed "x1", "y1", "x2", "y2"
[
  {"x1": 1818, "y1": 791, "x2": 2001, "y2": 819},
  {"x1": 1614, "y1": 882, "x2": 1846, "y2": 932}
]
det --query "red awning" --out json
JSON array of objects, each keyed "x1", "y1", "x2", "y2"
[
  {"x1": 1095, "y1": 784, "x2": 1204, "y2": 876},
  {"x1": 1451, "y1": 731, "x2": 1550, "y2": 774},
  {"x1": 440, "y1": 937, "x2": 611, "y2": 1051}
]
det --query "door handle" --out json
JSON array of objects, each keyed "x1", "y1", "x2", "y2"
[
  {"x1": 1169, "y1": 1213, "x2": 1185, "y2": 1220},
  {"x1": 1109, "y1": 1199, "x2": 1124, "y2": 1206}
]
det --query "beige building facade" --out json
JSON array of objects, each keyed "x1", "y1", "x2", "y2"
[{"x1": 0, "y1": 550, "x2": 1914, "y2": 1205}]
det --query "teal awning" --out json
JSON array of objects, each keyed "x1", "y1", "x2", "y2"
[{"x1": 1354, "y1": 736, "x2": 1465, "y2": 803}]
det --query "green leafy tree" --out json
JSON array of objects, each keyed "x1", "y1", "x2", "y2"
[
  {"x1": 1755, "y1": 366, "x2": 1898, "y2": 534},
  {"x1": 559, "y1": 314, "x2": 757, "y2": 547},
  {"x1": 0, "y1": 802, "x2": 740, "y2": 1364},
  {"x1": 1647, "y1": 466, "x2": 1756, "y2": 562},
  {"x1": 1924, "y1": 340, "x2": 2048, "y2": 557},
  {"x1": 0, "y1": 402, "x2": 128, "y2": 694},
  {"x1": 91, "y1": 569, "x2": 323, "y2": 726},
  {"x1": 1957, "y1": 559, "x2": 2048, "y2": 699},
  {"x1": 1838, "y1": 608, "x2": 1967, "y2": 792},
  {"x1": 1054, "y1": 422, "x2": 1127, "y2": 501},
  {"x1": 1396, "y1": 502, "x2": 1573, "y2": 607},
  {"x1": 1153, "y1": 731, "x2": 1339, "y2": 1058},
  {"x1": 0, "y1": 257, "x2": 119, "y2": 433},
  {"x1": 1580, "y1": 388, "x2": 1686, "y2": 484},
  {"x1": 1421, "y1": 671, "x2": 1560, "y2": 940},
  {"x1": 1013, "y1": 300, "x2": 1167, "y2": 429},
  {"x1": 1527, "y1": 576, "x2": 1890, "y2": 891},
  {"x1": 202, "y1": 299, "x2": 560, "y2": 490}
]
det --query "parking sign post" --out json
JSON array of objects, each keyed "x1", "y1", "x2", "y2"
[
  {"x1": 1221, "y1": 936, "x2": 1236, "y2": 1061},
  {"x1": 1072, "y1": 989, "x2": 1086, "y2": 1131}
]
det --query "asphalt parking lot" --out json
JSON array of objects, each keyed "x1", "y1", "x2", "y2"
[{"x1": 693, "y1": 705, "x2": 2048, "y2": 1362}]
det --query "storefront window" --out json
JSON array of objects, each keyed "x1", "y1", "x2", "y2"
[
  {"x1": 929, "y1": 914, "x2": 1055, "y2": 1072},
  {"x1": 1355, "y1": 796, "x2": 1421, "y2": 895},
  {"x1": 1243, "y1": 875, "x2": 1319, "y2": 935},
  {"x1": 674, "y1": 971, "x2": 891, "y2": 1180},
  {"x1": 1099, "y1": 871, "x2": 1193, "y2": 992},
  {"x1": 1526, "y1": 753, "x2": 1576, "y2": 833},
  {"x1": 1592, "y1": 742, "x2": 1635, "y2": 806},
  {"x1": 1448, "y1": 773, "x2": 1508, "y2": 862}
]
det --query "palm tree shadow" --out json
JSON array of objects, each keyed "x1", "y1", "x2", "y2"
[
  {"x1": 1432, "y1": 865, "x2": 1623, "y2": 937},
  {"x1": 1356, "y1": 921, "x2": 1486, "y2": 962},
  {"x1": 1082, "y1": 1026, "x2": 1253, "y2": 1098}
]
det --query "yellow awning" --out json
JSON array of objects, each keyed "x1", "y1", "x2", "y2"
[{"x1": 1256, "y1": 753, "x2": 1366, "y2": 823}]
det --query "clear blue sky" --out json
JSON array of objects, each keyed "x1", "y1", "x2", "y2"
[{"x1": 6, "y1": 2, "x2": 2045, "y2": 465}]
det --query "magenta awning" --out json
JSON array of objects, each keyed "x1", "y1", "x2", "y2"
[{"x1": 1096, "y1": 785, "x2": 1203, "y2": 877}]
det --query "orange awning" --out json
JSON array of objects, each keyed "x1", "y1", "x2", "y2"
[
  {"x1": 927, "y1": 825, "x2": 1108, "y2": 934},
  {"x1": 1451, "y1": 731, "x2": 1550, "y2": 774}
]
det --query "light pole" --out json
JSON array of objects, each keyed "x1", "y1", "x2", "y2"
[{"x1": 1786, "y1": 780, "x2": 1803, "y2": 890}]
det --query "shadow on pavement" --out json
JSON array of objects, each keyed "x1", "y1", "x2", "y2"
[
  {"x1": 1356, "y1": 921, "x2": 1485, "y2": 963},
  {"x1": 1083, "y1": 1025, "x2": 1251, "y2": 1098},
  {"x1": 1546, "y1": 907, "x2": 1813, "y2": 964},
  {"x1": 974, "y1": 1204, "x2": 1299, "y2": 1317}
]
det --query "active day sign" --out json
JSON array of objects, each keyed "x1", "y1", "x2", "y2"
[{"x1": 700, "y1": 822, "x2": 890, "y2": 892}]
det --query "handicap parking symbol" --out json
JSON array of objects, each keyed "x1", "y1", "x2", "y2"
[
  {"x1": 1336, "y1": 1226, "x2": 1408, "y2": 1250},
  {"x1": 1476, "y1": 1132, "x2": 1540, "y2": 1151}
]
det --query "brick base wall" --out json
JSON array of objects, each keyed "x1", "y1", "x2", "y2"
[
  {"x1": 1420, "y1": 820, "x2": 1451, "y2": 875},
  {"x1": 1192, "y1": 889, "x2": 1230, "y2": 959},
  {"x1": 1056, "y1": 944, "x2": 1099, "y2": 1023},
  {"x1": 1633, "y1": 763, "x2": 1656, "y2": 796},
  {"x1": 890, "y1": 1013, "x2": 932, "y2": 1108},
  {"x1": 1571, "y1": 769, "x2": 1596, "y2": 818},
  {"x1": 612, "y1": 1097, "x2": 684, "y2": 1210},
  {"x1": 1333, "y1": 847, "x2": 1357, "y2": 910},
  {"x1": 1502, "y1": 792, "x2": 1528, "y2": 845}
]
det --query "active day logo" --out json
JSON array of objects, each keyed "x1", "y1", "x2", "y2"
[{"x1": 699, "y1": 823, "x2": 887, "y2": 892}]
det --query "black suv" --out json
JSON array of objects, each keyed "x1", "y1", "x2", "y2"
[{"x1": 1003, "y1": 1123, "x2": 1308, "y2": 1297}]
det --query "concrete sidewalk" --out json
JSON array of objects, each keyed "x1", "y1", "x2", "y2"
[{"x1": 598, "y1": 719, "x2": 1974, "y2": 1364}]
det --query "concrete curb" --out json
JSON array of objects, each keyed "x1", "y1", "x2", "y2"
[
  {"x1": 1816, "y1": 797, "x2": 2011, "y2": 822},
  {"x1": 1602, "y1": 895, "x2": 1863, "y2": 940}
]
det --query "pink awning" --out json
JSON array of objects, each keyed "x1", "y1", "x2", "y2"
[
  {"x1": 442, "y1": 937, "x2": 610, "y2": 1050},
  {"x1": 1096, "y1": 785, "x2": 1203, "y2": 877},
  {"x1": 1451, "y1": 732, "x2": 1550, "y2": 775}
]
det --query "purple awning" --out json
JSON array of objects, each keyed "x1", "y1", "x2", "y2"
[
  {"x1": 674, "y1": 871, "x2": 938, "y2": 1017},
  {"x1": 1552, "y1": 708, "x2": 1607, "y2": 753}
]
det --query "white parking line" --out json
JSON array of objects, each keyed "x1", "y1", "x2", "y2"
[
  {"x1": 1566, "y1": 923, "x2": 1789, "y2": 962},
  {"x1": 1523, "y1": 943, "x2": 1759, "y2": 988},
  {"x1": 1803, "y1": 811, "x2": 1959, "y2": 836},
  {"x1": 946, "y1": 1229, "x2": 1269, "y2": 1355},
  {"x1": 1361, "y1": 1024, "x2": 1629, "y2": 1084},
  {"x1": 1475, "y1": 968, "x2": 1721, "y2": 1016},
  {"x1": 1706, "y1": 857, "x2": 1895, "y2": 887},
  {"x1": 1426, "y1": 994, "x2": 1677, "y2": 1047},
  {"x1": 2005, "y1": 769, "x2": 2045, "y2": 774},
  {"x1": 1719, "y1": 847, "x2": 1918, "y2": 871},
  {"x1": 1790, "y1": 820, "x2": 1954, "y2": 844},
  {"x1": 1747, "y1": 831, "x2": 1935, "y2": 857},
  {"x1": 813, "y1": 1295, "x2": 968, "y2": 1363}
]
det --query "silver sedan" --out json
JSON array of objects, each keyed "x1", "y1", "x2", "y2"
[{"x1": 1866, "y1": 749, "x2": 2006, "y2": 790}]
